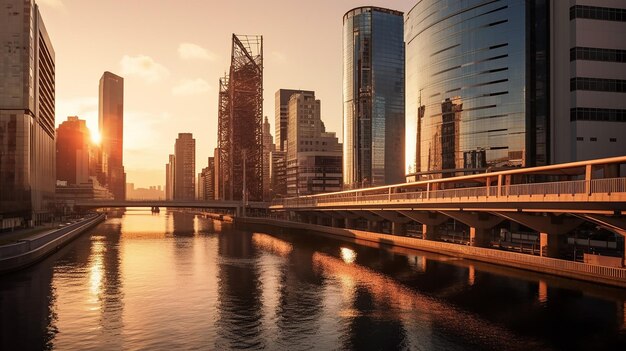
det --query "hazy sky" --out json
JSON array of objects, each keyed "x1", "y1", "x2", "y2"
[{"x1": 41, "y1": 0, "x2": 412, "y2": 188}]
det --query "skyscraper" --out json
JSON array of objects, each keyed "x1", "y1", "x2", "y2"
[
  {"x1": 99, "y1": 71, "x2": 126, "y2": 199},
  {"x1": 405, "y1": 0, "x2": 626, "y2": 178},
  {"x1": 217, "y1": 34, "x2": 264, "y2": 201},
  {"x1": 286, "y1": 92, "x2": 343, "y2": 196},
  {"x1": 0, "y1": 0, "x2": 55, "y2": 225},
  {"x1": 174, "y1": 133, "x2": 195, "y2": 200},
  {"x1": 343, "y1": 7, "x2": 405, "y2": 189},
  {"x1": 275, "y1": 89, "x2": 314, "y2": 152}
]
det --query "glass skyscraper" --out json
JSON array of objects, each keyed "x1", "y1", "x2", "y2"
[
  {"x1": 99, "y1": 71, "x2": 126, "y2": 200},
  {"x1": 405, "y1": 0, "x2": 550, "y2": 178},
  {"x1": 343, "y1": 7, "x2": 405, "y2": 188}
]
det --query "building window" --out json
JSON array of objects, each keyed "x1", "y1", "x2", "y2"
[
  {"x1": 570, "y1": 108, "x2": 626, "y2": 122},
  {"x1": 590, "y1": 137, "x2": 597, "y2": 142},
  {"x1": 570, "y1": 5, "x2": 626, "y2": 22},
  {"x1": 570, "y1": 77, "x2": 626, "y2": 93},
  {"x1": 576, "y1": 137, "x2": 584, "y2": 141},
  {"x1": 570, "y1": 47, "x2": 626, "y2": 63},
  {"x1": 610, "y1": 138, "x2": 617, "y2": 142}
]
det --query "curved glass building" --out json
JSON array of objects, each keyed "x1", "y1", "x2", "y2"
[
  {"x1": 405, "y1": 0, "x2": 549, "y2": 178},
  {"x1": 343, "y1": 7, "x2": 405, "y2": 188}
]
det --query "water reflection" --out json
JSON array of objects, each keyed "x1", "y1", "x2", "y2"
[
  {"x1": 0, "y1": 211, "x2": 624, "y2": 349},
  {"x1": 216, "y1": 230, "x2": 265, "y2": 349}
]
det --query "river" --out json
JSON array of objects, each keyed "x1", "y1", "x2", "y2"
[{"x1": 0, "y1": 210, "x2": 624, "y2": 350}]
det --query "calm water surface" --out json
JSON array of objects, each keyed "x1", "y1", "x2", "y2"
[{"x1": 1, "y1": 210, "x2": 625, "y2": 350}]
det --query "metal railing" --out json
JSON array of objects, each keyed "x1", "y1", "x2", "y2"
[{"x1": 275, "y1": 177, "x2": 626, "y2": 208}]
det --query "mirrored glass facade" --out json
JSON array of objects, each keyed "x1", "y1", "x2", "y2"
[
  {"x1": 406, "y1": 0, "x2": 549, "y2": 178},
  {"x1": 343, "y1": 7, "x2": 405, "y2": 188}
]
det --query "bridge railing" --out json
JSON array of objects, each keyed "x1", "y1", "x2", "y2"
[
  {"x1": 276, "y1": 177, "x2": 626, "y2": 208},
  {"x1": 591, "y1": 177, "x2": 626, "y2": 194}
]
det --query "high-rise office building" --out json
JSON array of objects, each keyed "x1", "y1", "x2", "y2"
[
  {"x1": 405, "y1": 0, "x2": 626, "y2": 179},
  {"x1": 0, "y1": 0, "x2": 56, "y2": 225},
  {"x1": 217, "y1": 34, "x2": 264, "y2": 201},
  {"x1": 269, "y1": 150, "x2": 287, "y2": 198},
  {"x1": 165, "y1": 154, "x2": 175, "y2": 200},
  {"x1": 554, "y1": 1, "x2": 626, "y2": 163},
  {"x1": 99, "y1": 71, "x2": 126, "y2": 199},
  {"x1": 343, "y1": 7, "x2": 405, "y2": 189},
  {"x1": 174, "y1": 133, "x2": 195, "y2": 200},
  {"x1": 275, "y1": 89, "x2": 314, "y2": 152},
  {"x1": 286, "y1": 92, "x2": 343, "y2": 196}
]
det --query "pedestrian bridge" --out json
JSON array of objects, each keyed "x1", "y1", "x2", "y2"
[{"x1": 270, "y1": 156, "x2": 626, "y2": 265}]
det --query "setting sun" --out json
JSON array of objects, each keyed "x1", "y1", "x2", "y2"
[{"x1": 90, "y1": 129, "x2": 101, "y2": 145}]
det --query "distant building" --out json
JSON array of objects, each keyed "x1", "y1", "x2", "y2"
[
  {"x1": 270, "y1": 150, "x2": 287, "y2": 198},
  {"x1": 0, "y1": 0, "x2": 56, "y2": 225},
  {"x1": 99, "y1": 71, "x2": 126, "y2": 199},
  {"x1": 343, "y1": 7, "x2": 405, "y2": 188},
  {"x1": 197, "y1": 157, "x2": 215, "y2": 201},
  {"x1": 56, "y1": 117, "x2": 92, "y2": 185},
  {"x1": 126, "y1": 183, "x2": 164, "y2": 200},
  {"x1": 275, "y1": 89, "x2": 314, "y2": 152},
  {"x1": 165, "y1": 154, "x2": 175, "y2": 200},
  {"x1": 262, "y1": 116, "x2": 275, "y2": 200},
  {"x1": 286, "y1": 92, "x2": 342, "y2": 196},
  {"x1": 174, "y1": 133, "x2": 195, "y2": 200}
]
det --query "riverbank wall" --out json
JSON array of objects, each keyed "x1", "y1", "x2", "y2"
[
  {"x1": 235, "y1": 216, "x2": 626, "y2": 289},
  {"x1": 0, "y1": 214, "x2": 105, "y2": 274}
]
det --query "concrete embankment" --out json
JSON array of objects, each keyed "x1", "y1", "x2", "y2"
[
  {"x1": 236, "y1": 217, "x2": 626, "y2": 289},
  {"x1": 0, "y1": 214, "x2": 105, "y2": 274}
]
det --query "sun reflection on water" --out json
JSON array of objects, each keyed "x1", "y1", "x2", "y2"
[{"x1": 340, "y1": 247, "x2": 356, "y2": 264}]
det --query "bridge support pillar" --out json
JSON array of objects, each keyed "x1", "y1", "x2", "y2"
[
  {"x1": 391, "y1": 222, "x2": 407, "y2": 236},
  {"x1": 469, "y1": 227, "x2": 491, "y2": 247},
  {"x1": 422, "y1": 224, "x2": 440, "y2": 241},
  {"x1": 539, "y1": 232, "x2": 565, "y2": 258}
]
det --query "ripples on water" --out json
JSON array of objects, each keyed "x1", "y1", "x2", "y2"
[{"x1": 0, "y1": 210, "x2": 625, "y2": 350}]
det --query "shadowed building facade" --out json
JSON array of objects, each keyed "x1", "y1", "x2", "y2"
[
  {"x1": 99, "y1": 71, "x2": 126, "y2": 199},
  {"x1": 343, "y1": 7, "x2": 405, "y2": 189},
  {"x1": 0, "y1": 0, "x2": 55, "y2": 225}
]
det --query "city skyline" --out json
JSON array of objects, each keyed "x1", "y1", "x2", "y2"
[{"x1": 41, "y1": 0, "x2": 412, "y2": 188}]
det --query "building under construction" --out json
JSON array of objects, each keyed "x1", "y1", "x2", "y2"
[{"x1": 217, "y1": 34, "x2": 264, "y2": 201}]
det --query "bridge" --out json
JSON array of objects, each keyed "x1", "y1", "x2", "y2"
[
  {"x1": 269, "y1": 156, "x2": 626, "y2": 266},
  {"x1": 74, "y1": 199, "x2": 267, "y2": 214}
]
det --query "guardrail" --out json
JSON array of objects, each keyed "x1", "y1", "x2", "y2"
[{"x1": 275, "y1": 177, "x2": 626, "y2": 208}]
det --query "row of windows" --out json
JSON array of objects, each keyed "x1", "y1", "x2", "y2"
[
  {"x1": 570, "y1": 47, "x2": 626, "y2": 63},
  {"x1": 570, "y1": 77, "x2": 626, "y2": 93},
  {"x1": 576, "y1": 137, "x2": 618, "y2": 142},
  {"x1": 570, "y1": 5, "x2": 626, "y2": 22},
  {"x1": 570, "y1": 108, "x2": 626, "y2": 122}
]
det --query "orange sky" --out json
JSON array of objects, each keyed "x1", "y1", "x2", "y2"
[{"x1": 41, "y1": 0, "x2": 412, "y2": 188}]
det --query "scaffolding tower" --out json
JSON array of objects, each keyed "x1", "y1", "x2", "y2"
[{"x1": 217, "y1": 34, "x2": 264, "y2": 201}]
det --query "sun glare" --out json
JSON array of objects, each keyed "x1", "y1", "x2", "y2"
[{"x1": 91, "y1": 129, "x2": 101, "y2": 145}]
